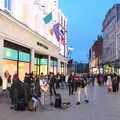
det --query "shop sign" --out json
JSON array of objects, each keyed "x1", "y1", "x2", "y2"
[{"x1": 37, "y1": 42, "x2": 48, "y2": 50}]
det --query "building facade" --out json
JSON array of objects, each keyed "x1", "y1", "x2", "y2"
[
  {"x1": 102, "y1": 4, "x2": 120, "y2": 74},
  {"x1": 0, "y1": 0, "x2": 68, "y2": 89},
  {"x1": 89, "y1": 36, "x2": 103, "y2": 74}
]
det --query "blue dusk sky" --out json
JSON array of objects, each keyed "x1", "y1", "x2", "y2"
[{"x1": 60, "y1": 0, "x2": 119, "y2": 63}]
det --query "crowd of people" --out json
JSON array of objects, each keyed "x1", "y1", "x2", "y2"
[
  {"x1": 88, "y1": 73, "x2": 120, "y2": 93},
  {"x1": 0, "y1": 71, "x2": 120, "y2": 111}
]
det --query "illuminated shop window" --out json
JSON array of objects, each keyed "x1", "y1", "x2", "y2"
[
  {"x1": 40, "y1": 58, "x2": 48, "y2": 65},
  {"x1": 3, "y1": 48, "x2": 18, "y2": 60},
  {"x1": 40, "y1": 65, "x2": 48, "y2": 75},
  {"x1": 19, "y1": 51, "x2": 30, "y2": 62},
  {"x1": 34, "y1": 57, "x2": 48, "y2": 75},
  {"x1": 3, "y1": 59, "x2": 17, "y2": 89},
  {"x1": 19, "y1": 62, "x2": 30, "y2": 81}
]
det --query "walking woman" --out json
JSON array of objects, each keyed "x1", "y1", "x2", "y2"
[
  {"x1": 112, "y1": 73, "x2": 119, "y2": 93},
  {"x1": 106, "y1": 74, "x2": 112, "y2": 93}
]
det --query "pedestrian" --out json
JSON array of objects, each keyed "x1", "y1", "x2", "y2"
[
  {"x1": 65, "y1": 73, "x2": 69, "y2": 88},
  {"x1": 106, "y1": 74, "x2": 112, "y2": 93},
  {"x1": 48, "y1": 73, "x2": 56, "y2": 105},
  {"x1": 60, "y1": 73, "x2": 65, "y2": 89},
  {"x1": 56, "y1": 73, "x2": 61, "y2": 89},
  {"x1": 112, "y1": 73, "x2": 119, "y2": 93},
  {"x1": 35, "y1": 75, "x2": 41, "y2": 97},
  {"x1": 76, "y1": 75, "x2": 89, "y2": 105},
  {"x1": 68, "y1": 72, "x2": 75, "y2": 96}
]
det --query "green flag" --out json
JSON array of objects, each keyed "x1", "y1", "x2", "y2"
[{"x1": 43, "y1": 12, "x2": 52, "y2": 24}]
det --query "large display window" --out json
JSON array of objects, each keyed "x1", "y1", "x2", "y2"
[
  {"x1": 50, "y1": 59, "x2": 58, "y2": 75},
  {"x1": 3, "y1": 59, "x2": 17, "y2": 89},
  {"x1": 60, "y1": 62, "x2": 64, "y2": 74},
  {"x1": 3, "y1": 47, "x2": 18, "y2": 60},
  {"x1": 34, "y1": 56, "x2": 48, "y2": 75},
  {"x1": 3, "y1": 45, "x2": 30, "y2": 81},
  {"x1": 3, "y1": 59, "x2": 17, "y2": 78},
  {"x1": 19, "y1": 62, "x2": 29, "y2": 81},
  {"x1": 19, "y1": 51, "x2": 30, "y2": 62},
  {"x1": 40, "y1": 58, "x2": 48, "y2": 75},
  {"x1": 18, "y1": 51, "x2": 30, "y2": 81},
  {"x1": 3, "y1": 47, "x2": 18, "y2": 77}
]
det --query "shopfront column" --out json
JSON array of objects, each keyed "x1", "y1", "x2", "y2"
[
  {"x1": 64, "y1": 63, "x2": 68, "y2": 75},
  {"x1": 57, "y1": 59, "x2": 60, "y2": 73},
  {"x1": 0, "y1": 36, "x2": 4, "y2": 78},
  {"x1": 48, "y1": 55, "x2": 51, "y2": 73},
  {"x1": 30, "y1": 48, "x2": 35, "y2": 73}
]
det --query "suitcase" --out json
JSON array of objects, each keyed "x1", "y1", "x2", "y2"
[
  {"x1": 55, "y1": 93, "x2": 62, "y2": 108},
  {"x1": 15, "y1": 99, "x2": 25, "y2": 111}
]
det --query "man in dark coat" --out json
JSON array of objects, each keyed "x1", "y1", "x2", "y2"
[
  {"x1": 68, "y1": 72, "x2": 75, "y2": 96},
  {"x1": 49, "y1": 73, "x2": 56, "y2": 105}
]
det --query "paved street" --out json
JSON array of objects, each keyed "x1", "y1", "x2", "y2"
[{"x1": 0, "y1": 86, "x2": 120, "y2": 120}]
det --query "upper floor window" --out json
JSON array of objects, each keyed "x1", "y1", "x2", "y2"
[{"x1": 4, "y1": 0, "x2": 11, "y2": 12}]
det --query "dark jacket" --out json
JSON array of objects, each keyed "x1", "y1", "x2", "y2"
[
  {"x1": 68, "y1": 75, "x2": 74, "y2": 84},
  {"x1": 0, "y1": 76, "x2": 2, "y2": 87},
  {"x1": 35, "y1": 78, "x2": 41, "y2": 97}
]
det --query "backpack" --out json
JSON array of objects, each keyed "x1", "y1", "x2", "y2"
[
  {"x1": 15, "y1": 99, "x2": 25, "y2": 111},
  {"x1": 55, "y1": 93, "x2": 62, "y2": 108}
]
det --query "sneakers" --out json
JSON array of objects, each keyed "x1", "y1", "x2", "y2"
[
  {"x1": 85, "y1": 100, "x2": 89, "y2": 103},
  {"x1": 76, "y1": 102, "x2": 80, "y2": 105}
]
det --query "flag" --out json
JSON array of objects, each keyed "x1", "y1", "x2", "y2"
[
  {"x1": 60, "y1": 29, "x2": 64, "y2": 35},
  {"x1": 53, "y1": 23, "x2": 59, "y2": 41},
  {"x1": 59, "y1": 27, "x2": 65, "y2": 45},
  {"x1": 60, "y1": 32, "x2": 65, "y2": 45},
  {"x1": 43, "y1": 12, "x2": 52, "y2": 24}
]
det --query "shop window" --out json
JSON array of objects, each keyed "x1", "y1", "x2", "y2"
[
  {"x1": 51, "y1": 60, "x2": 54, "y2": 66},
  {"x1": 34, "y1": 65, "x2": 37, "y2": 75},
  {"x1": 3, "y1": 48, "x2": 18, "y2": 60},
  {"x1": 19, "y1": 62, "x2": 30, "y2": 81},
  {"x1": 40, "y1": 65, "x2": 48, "y2": 75},
  {"x1": 54, "y1": 66, "x2": 57, "y2": 75},
  {"x1": 3, "y1": 59, "x2": 17, "y2": 89},
  {"x1": 34, "y1": 57, "x2": 40, "y2": 75},
  {"x1": 40, "y1": 58, "x2": 48, "y2": 65},
  {"x1": 50, "y1": 66, "x2": 54, "y2": 73},
  {"x1": 60, "y1": 63, "x2": 64, "y2": 74},
  {"x1": 34, "y1": 58, "x2": 37, "y2": 65},
  {"x1": 19, "y1": 51, "x2": 30, "y2": 62}
]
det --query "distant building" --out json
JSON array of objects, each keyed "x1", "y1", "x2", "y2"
[
  {"x1": 102, "y1": 4, "x2": 120, "y2": 74},
  {"x1": 68, "y1": 60, "x2": 89, "y2": 73},
  {"x1": 89, "y1": 35, "x2": 103, "y2": 74}
]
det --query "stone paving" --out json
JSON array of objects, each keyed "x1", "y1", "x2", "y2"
[{"x1": 0, "y1": 86, "x2": 120, "y2": 120}]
